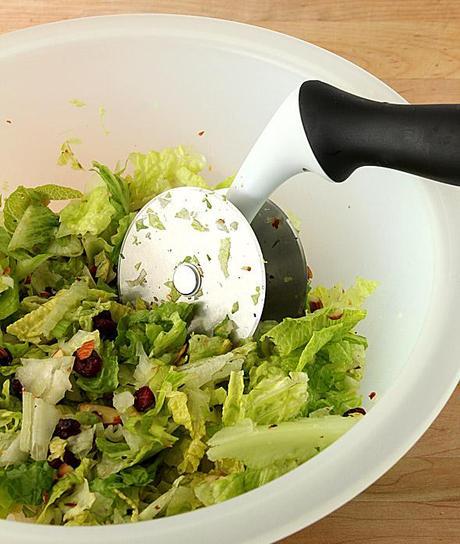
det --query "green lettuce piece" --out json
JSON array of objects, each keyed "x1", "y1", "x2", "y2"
[
  {"x1": 0, "y1": 434, "x2": 28, "y2": 468},
  {"x1": 16, "y1": 356, "x2": 74, "y2": 404},
  {"x1": 0, "y1": 280, "x2": 19, "y2": 320},
  {"x1": 8, "y1": 203, "x2": 58, "y2": 252},
  {"x1": 306, "y1": 340, "x2": 366, "y2": 415},
  {"x1": 246, "y1": 373, "x2": 308, "y2": 424},
  {"x1": 194, "y1": 461, "x2": 297, "y2": 506},
  {"x1": 152, "y1": 312, "x2": 187, "y2": 356},
  {"x1": 126, "y1": 146, "x2": 207, "y2": 210},
  {"x1": 0, "y1": 274, "x2": 14, "y2": 295},
  {"x1": 0, "y1": 380, "x2": 21, "y2": 412},
  {"x1": 47, "y1": 235, "x2": 83, "y2": 257},
  {"x1": 178, "y1": 350, "x2": 246, "y2": 389},
  {"x1": 207, "y1": 415, "x2": 361, "y2": 469},
  {"x1": 308, "y1": 277, "x2": 378, "y2": 309},
  {"x1": 58, "y1": 186, "x2": 116, "y2": 237},
  {"x1": 20, "y1": 392, "x2": 60, "y2": 461},
  {"x1": 59, "y1": 479, "x2": 96, "y2": 523},
  {"x1": 76, "y1": 341, "x2": 119, "y2": 396},
  {"x1": 222, "y1": 370, "x2": 245, "y2": 426},
  {"x1": 188, "y1": 334, "x2": 232, "y2": 363},
  {"x1": 15, "y1": 254, "x2": 51, "y2": 281},
  {"x1": 37, "y1": 458, "x2": 91, "y2": 523},
  {"x1": 34, "y1": 184, "x2": 83, "y2": 201},
  {"x1": 110, "y1": 212, "x2": 135, "y2": 263},
  {"x1": 92, "y1": 162, "x2": 130, "y2": 217},
  {"x1": 0, "y1": 461, "x2": 55, "y2": 512},
  {"x1": 261, "y1": 307, "x2": 366, "y2": 356},
  {"x1": 3, "y1": 186, "x2": 43, "y2": 234},
  {"x1": 7, "y1": 280, "x2": 88, "y2": 343}
]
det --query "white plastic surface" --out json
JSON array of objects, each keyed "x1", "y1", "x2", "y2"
[
  {"x1": 227, "y1": 87, "x2": 328, "y2": 222},
  {"x1": 0, "y1": 14, "x2": 458, "y2": 544}
]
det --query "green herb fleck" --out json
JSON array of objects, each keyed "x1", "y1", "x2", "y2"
[
  {"x1": 230, "y1": 221, "x2": 239, "y2": 231},
  {"x1": 69, "y1": 98, "x2": 86, "y2": 108},
  {"x1": 135, "y1": 219, "x2": 148, "y2": 231},
  {"x1": 219, "y1": 238, "x2": 231, "y2": 278},
  {"x1": 175, "y1": 208, "x2": 191, "y2": 220},
  {"x1": 148, "y1": 211, "x2": 166, "y2": 230},
  {"x1": 284, "y1": 276, "x2": 294, "y2": 283},
  {"x1": 57, "y1": 139, "x2": 83, "y2": 170},
  {"x1": 203, "y1": 196, "x2": 212, "y2": 209},
  {"x1": 126, "y1": 269, "x2": 147, "y2": 287},
  {"x1": 98, "y1": 106, "x2": 110, "y2": 136},
  {"x1": 251, "y1": 286, "x2": 261, "y2": 305},
  {"x1": 191, "y1": 218, "x2": 209, "y2": 232},
  {"x1": 231, "y1": 301, "x2": 239, "y2": 313},
  {"x1": 164, "y1": 280, "x2": 181, "y2": 302},
  {"x1": 134, "y1": 262, "x2": 142, "y2": 271}
]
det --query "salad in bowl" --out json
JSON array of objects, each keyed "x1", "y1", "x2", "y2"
[{"x1": 0, "y1": 145, "x2": 375, "y2": 525}]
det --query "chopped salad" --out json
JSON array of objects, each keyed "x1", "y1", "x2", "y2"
[{"x1": 0, "y1": 145, "x2": 376, "y2": 525}]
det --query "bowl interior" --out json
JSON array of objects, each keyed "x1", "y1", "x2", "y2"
[
  {"x1": 0, "y1": 15, "x2": 456, "y2": 544},
  {"x1": 0, "y1": 19, "x2": 435, "y2": 404}
]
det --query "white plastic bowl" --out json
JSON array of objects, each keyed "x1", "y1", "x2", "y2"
[{"x1": 0, "y1": 14, "x2": 458, "y2": 543}]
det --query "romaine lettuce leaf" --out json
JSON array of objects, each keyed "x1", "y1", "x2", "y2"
[
  {"x1": 207, "y1": 415, "x2": 361, "y2": 469},
  {"x1": 58, "y1": 186, "x2": 116, "y2": 238},
  {"x1": 7, "y1": 281, "x2": 88, "y2": 343},
  {"x1": 8, "y1": 203, "x2": 58, "y2": 253}
]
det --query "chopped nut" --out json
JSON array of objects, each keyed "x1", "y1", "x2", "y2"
[
  {"x1": 57, "y1": 463, "x2": 73, "y2": 478},
  {"x1": 328, "y1": 309, "x2": 344, "y2": 320},
  {"x1": 76, "y1": 340, "x2": 95, "y2": 360},
  {"x1": 173, "y1": 343, "x2": 188, "y2": 366},
  {"x1": 79, "y1": 403, "x2": 121, "y2": 425}
]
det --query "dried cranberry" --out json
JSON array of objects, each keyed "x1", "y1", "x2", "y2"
[
  {"x1": 308, "y1": 297, "x2": 323, "y2": 313},
  {"x1": 54, "y1": 418, "x2": 81, "y2": 439},
  {"x1": 73, "y1": 350, "x2": 102, "y2": 377},
  {"x1": 93, "y1": 310, "x2": 117, "y2": 340},
  {"x1": 0, "y1": 347, "x2": 13, "y2": 366},
  {"x1": 89, "y1": 265, "x2": 98, "y2": 278},
  {"x1": 63, "y1": 449, "x2": 80, "y2": 468},
  {"x1": 369, "y1": 391, "x2": 377, "y2": 400},
  {"x1": 10, "y1": 378, "x2": 23, "y2": 398},
  {"x1": 343, "y1": 407, "x2": 366, "y2": 417},
  {"x1": 48, "y1": 457, "x2": 63, "y2": 469},
  {"x1": 134, "y1": 386, "x2": 155, "y2": 412}
]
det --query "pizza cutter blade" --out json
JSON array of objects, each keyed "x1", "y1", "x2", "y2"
[{"x1": 120, "y1": 78, "x2": 460, "y2": 337}]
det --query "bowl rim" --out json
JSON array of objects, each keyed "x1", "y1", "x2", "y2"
[{"x1": 0, "y1": 13, "x2": 459, "y2": 544}]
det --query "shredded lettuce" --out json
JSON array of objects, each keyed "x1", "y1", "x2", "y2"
[{"x1": 0, "y1": 145, "x2": 375, "y2": 526}]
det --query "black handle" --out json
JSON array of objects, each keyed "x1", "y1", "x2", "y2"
[{"x1": 299, "y1": 80, "x2": 460, "y2": 184}]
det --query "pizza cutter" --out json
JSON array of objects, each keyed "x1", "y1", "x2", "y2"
[{"x1": 119, "y1": 80, "x2": 460, "y2": 338}]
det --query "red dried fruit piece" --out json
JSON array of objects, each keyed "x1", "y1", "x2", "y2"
[
  {"x1": 369, "y1": 391, "x2": 377, "y2": 400},
  {"x1": 76, "y1": 340, "x2": 95, "y2": 360},
  {"x1": 54, "y1": 418, "x2": 81, "y2": 439},
  {"x1": 48, "y1": 457, "x2": 63, "y2": 469},
  {"x1": 308, "y1": 296, "x2": 323, "y2": 313},
  {"x1": 342, "y1": 407, "x2": 366, "y2": 417},
  {"x1": 10, "y1": 378, "x2": 23, "y2": 398},
  {"x1": 328, "y1": 309, "x2": 344, "y2": 321},
  {"x1": 73, "y1": 350, "x2": 102, "y2": 378},
  {"x1": 93, "y1": 310, "x2": 117, "y2": 341},
  {"x1": 63, "y1": 449, "x2": 80, "y2": 468},
  {"x1": 134, "y1": 386, "x2": 155, "y2": 412},
  {"x1": 2, "y1": 267, "x2": 11, "y2": 275},
  {"x1": 271, "y1": 217, "x2": 281, "y2": 229},
  {"x1": 0, "y1": 347, "x2": 13, "y2": 366},
  {"x1": 307, "y1": 265, "x2": 313, "y2": 280}
]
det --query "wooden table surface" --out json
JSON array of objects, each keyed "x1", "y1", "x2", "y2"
[{"x1": 1, "y1": 2, "x2": 459, "y2": 543}]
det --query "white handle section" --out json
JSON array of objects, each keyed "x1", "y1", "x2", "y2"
[{"x1": 227, "y1": 86, "x2": 329, "y2": 223}]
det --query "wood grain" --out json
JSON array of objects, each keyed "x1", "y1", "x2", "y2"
[{"x1": 0, "y1": 2, "x2": 459, "y2": 543}]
